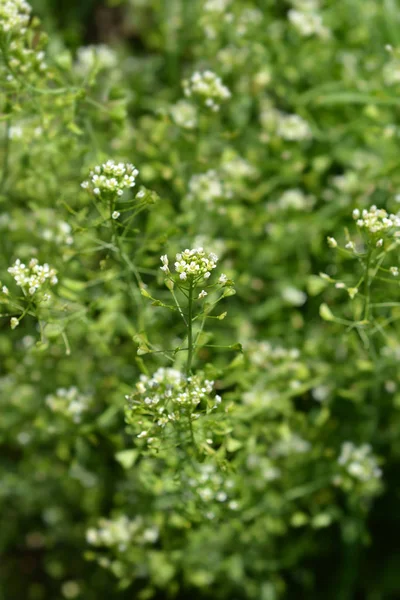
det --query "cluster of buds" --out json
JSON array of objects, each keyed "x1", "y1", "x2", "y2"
[
  {"x1": 183, "y1": 70, "x2": 231, "y2": 112},
  {"x1": 160, "y1": 247, "x2": 218, "y2": 282},
  {"x1": 81, "y1": 160, "x2": 138, "y2": 199},
  {"x1": 1, "y1": 1, "x2": 49, "y2": 85},
  {"x1": 8, "y1": 258, "x2": 57, "y2": 296}
]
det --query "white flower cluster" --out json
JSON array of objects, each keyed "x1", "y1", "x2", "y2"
[
  {"x1": 383, "y1": 58, "x2": 400, "y2": 86},
  {"x1": 0, "y1": 1, "x2": 48, "y2": 81},
  {"x1": 45, "y1": 387, "x2": 92, "y2": 424},
  {"x1": 247, "y1": 341, "x2": 300, "y2": 368},
  {"x1": 260, "y1": 105, "x2": 312, "y2": 142},
  {"x1": 221, "y1": 155, "x2": 256, "y2": 180},
  {"x1": 75, "y1": 44, "x2": 118, "y2": 75},
  {"x1": 170, "y1": 100, "x2": 198, "y2": 129},
  {"x1": 41, "y1": 221, "x2": 73, "y2": 246},
  {"x1": 204, "y1": 0, "x2": 231, "y2": 12},
  {"x1": 288, "y1": 8, "x2": 329, "y2": 38},
  {"x1": 86, "y1": 516, "x2": 158, "y2": 552},
  {"x1": 277, "y1": 113, "x2": 312, "y2": 141},
  {"x1": 185, "y1": 463, "x2": 239, "y2": 517},
  {"x1": 183, "y1": 70, "x2": 231, "y2": 112},
  {"x1": 8, "y1": 258, "x2": 58, "y2": 295},
  {"x1": 126, "y1": 368, "x2": 221, "y2": 437},
  {"x1": 81, "y1": 160, "x2": 139, "y2": 198},
  {"x1": 276, "y1": 188, "x2": 315, "y2": 211},
  {"x1": 161, "y1": 247, "x2": 218, "y2": 281},
  {"x1": 353, "y1": 205, "x2": 400, "y2": 235},
  {"x1": 0, "y1": 0, "x2": 31, "y2": 34},
  {"x1": 270, "y1": 433, "x2": 311, "y2": 457},
  {"x1": 338, "y1": 442, "x2": 382, "y2": 483},
  {"x1": 187, "y1": 170, "x2": 233, "y2": 206}
]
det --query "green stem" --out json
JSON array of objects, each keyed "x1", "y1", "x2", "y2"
[
  {"x1": 0, "y1": 116, "x2": 10, "y2": 194},
  {"x1": 363, "y1": 247, "x2": 372, "y2": 321},
  {"x1": 186, "y1": 281, "x2": 194, "y2": 376}
]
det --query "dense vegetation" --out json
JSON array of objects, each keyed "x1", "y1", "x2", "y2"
[{"x1": 2, "y1": 1, "x2": 400, "y2": 598}]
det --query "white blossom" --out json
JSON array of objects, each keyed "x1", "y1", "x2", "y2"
[
  {"x1": 81, "y1": 160, "x2": 139, "y2": 199},
  {"x1": 8, "y1": 258, "x2": 58, "y2": 295},
  {"x1": 183, "y1": 70, "x2": 231, "y2": 112}
]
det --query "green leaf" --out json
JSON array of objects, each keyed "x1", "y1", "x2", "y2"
[
  {"x1": 319, "y1": 303, "x2": 334, "y2": 322},
  {"x1": 115, "y1": 449, "x2": 139, "y2": 469}
]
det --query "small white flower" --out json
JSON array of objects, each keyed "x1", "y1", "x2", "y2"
[
  {"x1": 112, "y1": 211, "x2": 120, "y2": 219},
  {"x1": 327, "y1": 237, "x2": 337, "y2": 248},
  {"x1": 81, "y1": 161, "x2": 139, "y2": 199},
  {"x1": 198, "y1": 290, "x2": 207, "y2": 299},
  {"x1": 10, "y1": 317, "x2": 19, "y2": 330},
  {"x1": 183, "y1": 70, "x2": 231, "y2": 112},
  {"x1": 376, "y1": 238, "x2": 383, "y2": 247},
  {"x1": 390, "y1": 266, "x2": 399, "y2": 276}
]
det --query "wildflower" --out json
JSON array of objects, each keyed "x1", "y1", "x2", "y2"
[
  {"x1": 353, "y1": 204, "x2": 400, "y2": 234},
  {"x1": 81, "y1": 160, "x2": 139, "y2": 199},
  {"x1": 288, "y1": 8, "x2": 329, "y2": 38},
  {"x1": 277, "y1": 188, "x2": 313, "y2": 211},
  {"x1": 160, "y1": 255, "x2": 169, "y2": 273},
  {"x1": 198, "y1": 290, "x2": 208, "y2": 299},
  {"x1": 0, "y1": 0, "x2": 31, "y2": 35},
  {"x1": 277, "y1": 113, "x2": 312, "y2": 141},
  {"x1": 327, "y1": 237, "x2": 337, "y2": 248},
  {"x1": 75, "y1": 44, "x2": 118, "y2": 75},
  {"x1": 170, "y1": 100, "x2": 198, "y2": 129},
  {"x1": 218, "y1": 273, "x2": 228, "y2": 284},
  {"x1": 126, "y1": 368, "x2": 221, "y2": 436},
  {"x1": 376, "y1": 238, "x2": 383, "y2": 247},
  {"x1": 390, "y1": 266, "x2": 399, "y2": 276},
  {"x1": 160, "y1": 248, "x2": 218, "y2": 282},
  {"x1": 187, "y1": 170, "x2": 232, "y2": 206},
  {"x1": 338, "y1": 441, "x2": 382, "y2": 483},
  {"x1": 46, "y1": 387, "x2": 92, "y2": 424},
  {"x1": 111, "y1": 211, "x2": 120, "y2": 219},
  {"x1": 10, "y1": 317, "x2": 19, "y2": 329},
  {"x1": 345, "y1": 241, "x2": 355, "y2": 250},
  {"x1": 8, "y1": 258, "x2": 58, "y2": 296},
  {"x1": 183, "y1": 70, "x2": 231, "y2": 112}
]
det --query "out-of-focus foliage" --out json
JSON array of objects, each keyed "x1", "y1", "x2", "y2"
[{"x1": 2, "y1": 0, "x2": 400, "y2": 598}]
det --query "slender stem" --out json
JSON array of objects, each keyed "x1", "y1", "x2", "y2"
[
  {"x1": 0, "y1": 116, "x2": 10, "y2": 194},
  {"x1": 109, "y1": 200, "x2": 144, "y2": 323},
  {"x1": 363, "y1": 247, "x2": 372, "y2": 321},
  {"x1": 186, "y1": 281, "x2": 194, "y2": 376}
]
